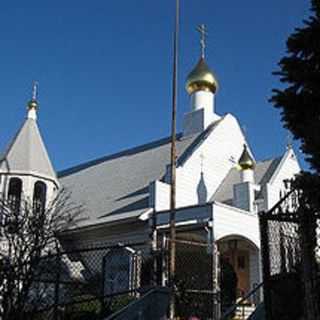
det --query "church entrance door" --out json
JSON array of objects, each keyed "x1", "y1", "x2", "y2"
[{"x1": 221, "y1": 247, "x2": 250, "y2": 297}]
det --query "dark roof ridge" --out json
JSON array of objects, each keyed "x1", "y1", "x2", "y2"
[
  {"x1": 58, "y1": 132, "x2": 185, "y2": 177},
  {"x1": 256, "y1": 155, "x2": 282, "y2": 164},
  {"x1": 59, "y1": 117, "x2": 225, "y2": 178}
]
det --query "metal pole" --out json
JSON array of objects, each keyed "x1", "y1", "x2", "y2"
[
  {"x1": 168, "y1": 0, "x2": 179, "y2": 319},
  {"x1": 259, "y1": 212, "x2": 272, "y2": 320},
  {"x1": 208, "y1": 219, "x2": 221, "y2": 320},
  {"x1": 53, "y1": 250, "x2": 61, "y2": 320},
  {"x1": 212, "y1": 243, "x2": 221, "y2": 320},
  {"x1": 101, "y1": 256, "x2": 107, "y2": 319}
]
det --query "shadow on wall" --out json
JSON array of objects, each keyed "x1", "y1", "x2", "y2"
[{"x1": 197, "y1": 172, "x2": 208, "y2": 204}]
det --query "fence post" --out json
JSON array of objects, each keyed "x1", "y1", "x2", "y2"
[
  {"x1": 208, "y1": 218, "x2": 220, "y2": 320},
  {"x1": 101, "y1": 255, "x2": 106, "y2": 319},
  {"x1": 259, "y1": 212, "x2": 272, "y2": 320},
  {"x1": 161, "y1": 234, "x2": 168, "y2": 287},
  {"x1": 53, "y1": 250, "x2": 61, "y2": 320},
  {"x1": 212, "y1": 242, "x2": 221, "y2": 320}
]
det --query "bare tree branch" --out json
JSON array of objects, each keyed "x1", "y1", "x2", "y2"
[{"x1": 0, "y1": 188, "x2": 83, "y2": 320}]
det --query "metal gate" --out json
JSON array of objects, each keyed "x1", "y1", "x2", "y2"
[
  {"x1": 259, "y1": 189, "x2": 320, "y2": 320},
  {"x1": 164, "y1": 238, "x2": 219, "y2": 320}
]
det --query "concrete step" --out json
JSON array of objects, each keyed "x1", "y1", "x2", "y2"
[{"x1": 233, "y1": 305, "x2": 256, "y2": 320}]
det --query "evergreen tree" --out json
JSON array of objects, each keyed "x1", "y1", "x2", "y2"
[
  {"x1": 271, "y1": 0, "x2": 320, "y2": 173},
  {"x1": 271, "y1": 5, "x2": 320, "y2": 318}
]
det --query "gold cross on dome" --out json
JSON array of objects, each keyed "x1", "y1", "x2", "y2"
[{"x1": 197, "y1": 24, "x2": 208, "y2": 58}]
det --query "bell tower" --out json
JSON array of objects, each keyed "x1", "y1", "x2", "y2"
[{"x1": 0, "y1": 82, "x2": 59, "y2": 210}]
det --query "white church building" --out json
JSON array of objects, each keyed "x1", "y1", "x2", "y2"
[{"x1": 0, "y1": 36, "x2": 300, "y2": 297}]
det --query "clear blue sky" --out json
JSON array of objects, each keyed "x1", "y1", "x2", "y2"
[{"x1": 0, "y1": 0, "x2": 309, "y2": 171}]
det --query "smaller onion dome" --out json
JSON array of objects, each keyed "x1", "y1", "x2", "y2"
[
  {"x1": 238, "y1": 144, "x2": 255, "y2": 170},
  {"x1": 186, "y1": 57, "x2": 218, "y2": 95},
  {"x1": 27, "y1": 99, "x2": 39, "y2": 110}
]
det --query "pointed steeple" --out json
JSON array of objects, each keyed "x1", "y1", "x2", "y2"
[
  {"x1": 0, "y1": 84, "x2": 57, "y2": 182},
  {"x1": 0, "y1": 120, "x2": 56, "y2": 179}
]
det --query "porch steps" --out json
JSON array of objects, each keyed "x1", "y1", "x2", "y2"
[
  {"x1": 233, "y1": 305, "x2": 256, "y2": 320},
  {"x1": 104, "y1": 287, "x2": 170, "y2": 320}
]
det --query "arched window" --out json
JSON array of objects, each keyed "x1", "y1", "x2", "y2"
[
  {"x1": 33, "y1": 181, "x2": 47, "y2": 213},
  {"x1": 7, "y1": 178, "x2": 23, "y2": 210}
]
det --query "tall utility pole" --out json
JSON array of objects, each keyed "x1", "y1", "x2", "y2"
[{"x1": 168, "y1": 0, "x2": 179, "y2": 319}]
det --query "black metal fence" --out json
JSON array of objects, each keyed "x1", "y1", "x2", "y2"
[
  {"x1": 2, "y1": 233, "x2": 221, "y2": 320},
  {"x1": 163, "y1": 238, "x2": 218, "y2": 320},
  {"x1": 259, "y1": 189, "x2": 320, "y2": 320},
  {"x1": 30, "y1": 242, "x2": 154, "y2": 320}
]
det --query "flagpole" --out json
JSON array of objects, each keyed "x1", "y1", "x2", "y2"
[{"x1": 169, "y1": 0, "x2": 179, "y2": 318}]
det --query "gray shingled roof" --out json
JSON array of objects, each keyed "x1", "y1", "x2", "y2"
[
  {"x1": 59, "y1": 119, "x2": 222, "y2": 227},
  {"x1": 0, "y1": 118, "x2": 57, "y2": 179},
  {"x1": 212, "y1": 157, "x2": 282, "y2": 205}
]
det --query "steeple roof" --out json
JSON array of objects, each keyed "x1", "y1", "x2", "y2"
[{"x1": 0, "y1": 117, "x2": 57, "y2": 181}]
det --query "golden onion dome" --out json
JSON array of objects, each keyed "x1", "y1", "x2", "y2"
[
  {"x1": 186, "y1": 57, "x2": 218, "y2": 95},
  {"x1": 27, "y1": 99, "x2": 39, "y2": 110},
  {"x1": 238, "y1": 145, "x2": 255, "y2": 170}
]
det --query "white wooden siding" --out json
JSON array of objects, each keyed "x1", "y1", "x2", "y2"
[
  {"x1": 175, "y1": 114, "x2": 248, "y2": 208},
  {"x1": 213, "y1": 202, "x2": 260, "y2": 249},
  {"x1": 265, "y1": 148, "x2": 300, "y2": 210}
]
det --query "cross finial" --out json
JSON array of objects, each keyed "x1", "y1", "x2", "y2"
[
  {"x1": 27, "y1": 81, "x2": 39, "y2": 119},
  {"x1": 197, "y1": 24, "x2": 208, "y2": 58},
  {"x1": 200, "y1": 153, "x2": 205, "y2": 173},
  {"x1": 286, "y1": 132, "x2": 293, "y2": 150},
  {"x1": 32, "y1": 81, "x2": 39, "y2": 101}
]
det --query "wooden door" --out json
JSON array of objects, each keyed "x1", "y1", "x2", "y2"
[{"x1": 222, "y1": 249, "x2": 250, "y2": 297}]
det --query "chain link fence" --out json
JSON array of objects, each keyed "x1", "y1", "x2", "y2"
[
  {"x1": 2, "y1": 231, "x2": 225, "y2": 320},
  {"x1": 267, "y1": 220, "x2": 301, "y2": 276},
  {"x1": 28, "y1": 242, "x2": 153, "y2": 320},
  {"x1": 260, "y1": 218, "x2": 303, "y2": 320},
  {"x1": 163, "y1": 238, "x2": 218, "y2": 320}
]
